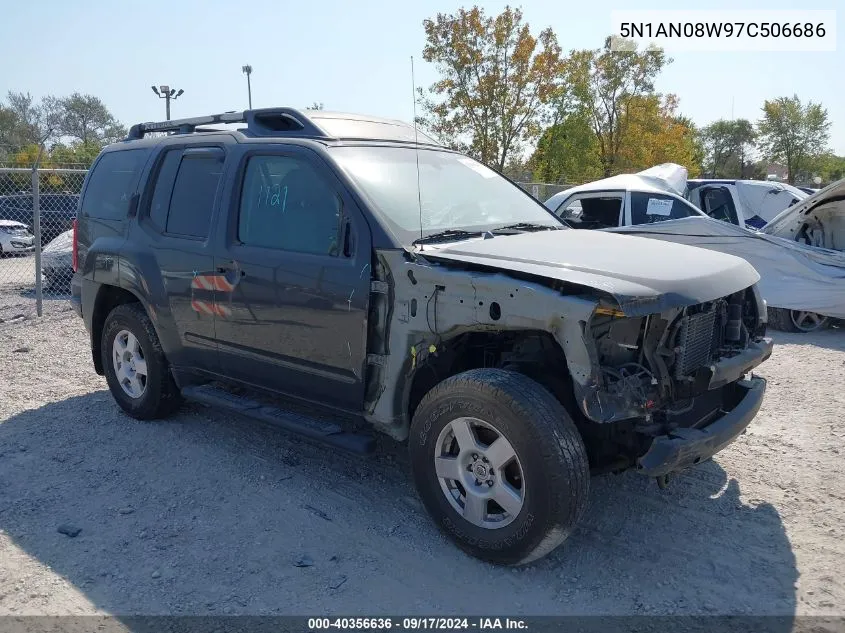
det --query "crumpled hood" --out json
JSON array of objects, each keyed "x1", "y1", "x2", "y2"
[
  {"x1": 423, "y1": 229, "x2": 760, "y2": 316},
  {"x1": 762, "y1": 177, "x2": 845, "y2": 248}
]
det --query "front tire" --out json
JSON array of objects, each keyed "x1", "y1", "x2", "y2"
[
  {"x1": 101, "y1": 303, "x2": 182, "y2": 420},
  {"x1": 409, "y1": 369, "x2": 589, "y2": 566}
]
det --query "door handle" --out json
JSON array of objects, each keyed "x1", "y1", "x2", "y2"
[{"x1": 216, "y1": 264, "x2": 245, "y2": 276}]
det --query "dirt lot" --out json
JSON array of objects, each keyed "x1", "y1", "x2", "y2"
[{"x1": 0, "y1": 309, "x2": 842, "y2": 617}]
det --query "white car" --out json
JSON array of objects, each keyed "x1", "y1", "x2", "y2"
[
  {"x1": 543, "y1": 167, "x2": 845, "y2": 333},
  {"x1": 0, "y1": 220, "x2": 35, "y2": 255},
  {"x1": 685, "y1": 178, "x2": 808, "y2": 230}
]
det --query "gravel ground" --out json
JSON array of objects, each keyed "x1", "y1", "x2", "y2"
[
  {"x1": 0, "y1": 310, "x2": 842, "y2": 617},
  {"x1": 0, "y1": 255, "x2": 70, "y2": 323}
]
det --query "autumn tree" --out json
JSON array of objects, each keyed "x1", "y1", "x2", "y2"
[
  {"x1": 568, "y1": 37, "x2": 669, "y2": 177},
  {"x1": 615, "y1": 94, "x2": 702, "y2": 175},
  {"x1": 59, "y1": 93, "x2": 126, "y2": 145},
  {"x1": 701, "y1": 119, "x2": 756, "y2": 178},
  {"x1": 757, "y1": 95, "x2": 830, "y2": 184},
  {"x1": 419, "y1": 5, "x2": 564, "y2": 171}
]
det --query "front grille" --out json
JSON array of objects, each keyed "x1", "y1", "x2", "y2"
[{"x1": 674, "y1": 310, "x2": 718, "y2": 378}]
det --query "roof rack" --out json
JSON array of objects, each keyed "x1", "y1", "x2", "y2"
[
  {"x1": 125, "y1": 107, "x2": 445, "y2": 147},
  {"x1": 126, "y1": 108, "x2": 330, "y2": 141}
]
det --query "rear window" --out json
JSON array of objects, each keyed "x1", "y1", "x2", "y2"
[{"x1": 83, "y1": 150, "x2": 146, "y2": 220}]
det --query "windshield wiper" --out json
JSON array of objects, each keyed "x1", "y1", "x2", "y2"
[
  {"x1": 412, "y1": 229, "x2": 482, "y2": 246},
  {"x1": 491, "y1": 222, "x2": 562, "y2": 233}
]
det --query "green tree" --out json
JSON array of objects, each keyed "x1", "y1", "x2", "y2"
[
  {"x1": 701, "y1": 118, "x2": 756, "y2": 178},
  {"x1": 811, "y1": 153, "x2": 845, "y2": 185},
  {"x1": 569, "y1": 37, "x2": 669, "y2": 176},
  {"x1": 59, "y1": 93, "x2": 126, "y2": 145},
  {"x1": 419, "y1": 5, "x2": 564, "y2": 171},
  {"x1": 5, "y1": 91, "x2": 63, "y2": 146},
  {"x1": 529, "y1": 110, "x2": 602, "y2": 184},
  {"x1": 757, "y1": 95, "x2": 830, "y2": 184},
  {"x1": 50, "y1": 141, "x2": 103, "y2": 167}
]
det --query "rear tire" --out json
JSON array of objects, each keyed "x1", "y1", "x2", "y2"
[
  {"x1": 409, "y1": 368, "x2": 589, "y2": 566},
  {"x1": 101, "y1": 303, "x2": 182, "y2": 420},
  {"x1": 768, "y1": 307, "x2": 829, "y2": 333}
]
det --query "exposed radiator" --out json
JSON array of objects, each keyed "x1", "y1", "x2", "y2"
[{"x1": 674, "y1": 310, "x2": 719, "y2": 378}]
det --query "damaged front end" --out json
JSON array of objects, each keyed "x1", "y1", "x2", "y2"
[
  {"x1": 582, "y1": 286, "x2": 772, "y2": 476},
  {"x1": 362, "y1": 242, "x2": 771, "y2": 481}
]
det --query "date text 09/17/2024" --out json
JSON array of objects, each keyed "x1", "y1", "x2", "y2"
[{"x1": 307, "y1": 617, "x2": 528, "y2": 630}]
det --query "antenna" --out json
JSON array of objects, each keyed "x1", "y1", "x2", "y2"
[{"x1": 411, "y1": 55, "x2": 424, "y2": 245}]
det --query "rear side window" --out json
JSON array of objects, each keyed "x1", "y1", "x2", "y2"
[
  {"x1": 144, "y1": 148, "x2": 224, "y2": 238},
  {"x1": 630, "y1": 192, "x2": 696, "y2": 225},
  {"x1": 83, "y1": 150, "x2": 145, "y2": 219},
  {"x1": 148, "y1": 150, "x2": 182, "y2": 229}
]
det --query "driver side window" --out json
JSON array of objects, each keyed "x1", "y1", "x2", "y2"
[{"x1": 238, "y1": 155, "x2": 342, "y2": 256}]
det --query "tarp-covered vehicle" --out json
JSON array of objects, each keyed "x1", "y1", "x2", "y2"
[{"x1": 544, "y1": 165, "x2": 845, "y2": 332}]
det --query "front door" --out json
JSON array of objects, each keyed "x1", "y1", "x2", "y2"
[{"x1": 213, "y1": 146, "x2": 372, "y2": 411}]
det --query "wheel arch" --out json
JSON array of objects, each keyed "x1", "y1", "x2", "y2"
[
  {"x1": 402, "y1": 329, "x2": 578, "y2": 436},
  {"x1": 90, "y1": 284, "x2": 146, "y2": 375}
]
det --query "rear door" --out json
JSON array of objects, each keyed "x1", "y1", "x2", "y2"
[
  {"x1": 132, "y1": 144, "x2": 228, "y2": 372},
  {"x1": 212, "y1": 144, "x2": 373, "y2": 411}
]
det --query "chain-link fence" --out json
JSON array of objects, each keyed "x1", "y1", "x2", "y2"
[
  {"x1": 0, "y1": 166, "x2": 86, "y2": 321},
  {"x1": 516, "y1": 182, "x2": 577, "y2": 203}
]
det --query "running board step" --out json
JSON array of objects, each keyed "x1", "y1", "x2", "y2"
[{"x1": 181, "y1": 384, "x2": 375, "y2": 455}]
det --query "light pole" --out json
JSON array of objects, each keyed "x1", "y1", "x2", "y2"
[
  {"x1": 151, "y1": 85, "x2": 184, "y2": 121},
  {"x1": 242, "y1": 65, "x2": 253, "y2": 109}
]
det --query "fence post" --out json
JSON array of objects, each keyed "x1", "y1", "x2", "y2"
[{"x1": 32, "y1": 153, "x2": 43, "y2": 317}]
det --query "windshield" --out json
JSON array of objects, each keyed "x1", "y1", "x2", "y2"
[{"x1": 329, "y1": 146, "x2": 564, "y2": 243}]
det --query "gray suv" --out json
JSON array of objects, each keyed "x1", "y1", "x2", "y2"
[{"x1": 71, "y1": 108, "x2": 773, "y2": 565}]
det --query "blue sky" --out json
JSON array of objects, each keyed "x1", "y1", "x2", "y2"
[{"x1": 1, "y1": 0, "x2": 842, "y2": 154}]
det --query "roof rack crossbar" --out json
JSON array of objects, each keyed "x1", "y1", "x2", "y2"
[{"x1": 127, "y1": 112, "x2": 247, "y2": 140}]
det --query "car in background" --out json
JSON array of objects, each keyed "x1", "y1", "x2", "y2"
[
  {"x1": 0, "y1": 193, "x2": 80, "y2": 244},
  {"x1": 41, "y1": 228, "x2": 74, "y2": 291},
  {"x1": 0, "y1": 220, "x2": 35, "y2": 255},
  {"x1": 685, "y1": 178, "x2": 807, "y2": 230},
  {"x1": 543, "y1": 168, "x2": 844, "y2": 333}
]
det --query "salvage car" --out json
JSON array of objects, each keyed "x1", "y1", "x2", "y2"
[
  {"x1": 0, "y1": 220, "x2": 35, "y2": 255},
  {"x1": 71, "y1": 108, "x2": 772, "y2": 565},
  {"x1": 545, "y1": 168, "x2": 844, "y2": 332},
  {"x1": 686, "y1": 178, "x2": 807, "y2": 229}
]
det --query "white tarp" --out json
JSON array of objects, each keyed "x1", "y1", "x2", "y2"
[{"x1": 606, "y1": 216, "x2": 845, "y2": 319}]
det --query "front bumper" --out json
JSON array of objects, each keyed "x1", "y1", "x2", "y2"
[
  {"x1": 3, "y1": 239, "x2": 34, "y2": 252},
  {"x1": 637, "y1": 375, "x2": 766, "y2": 477}
]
